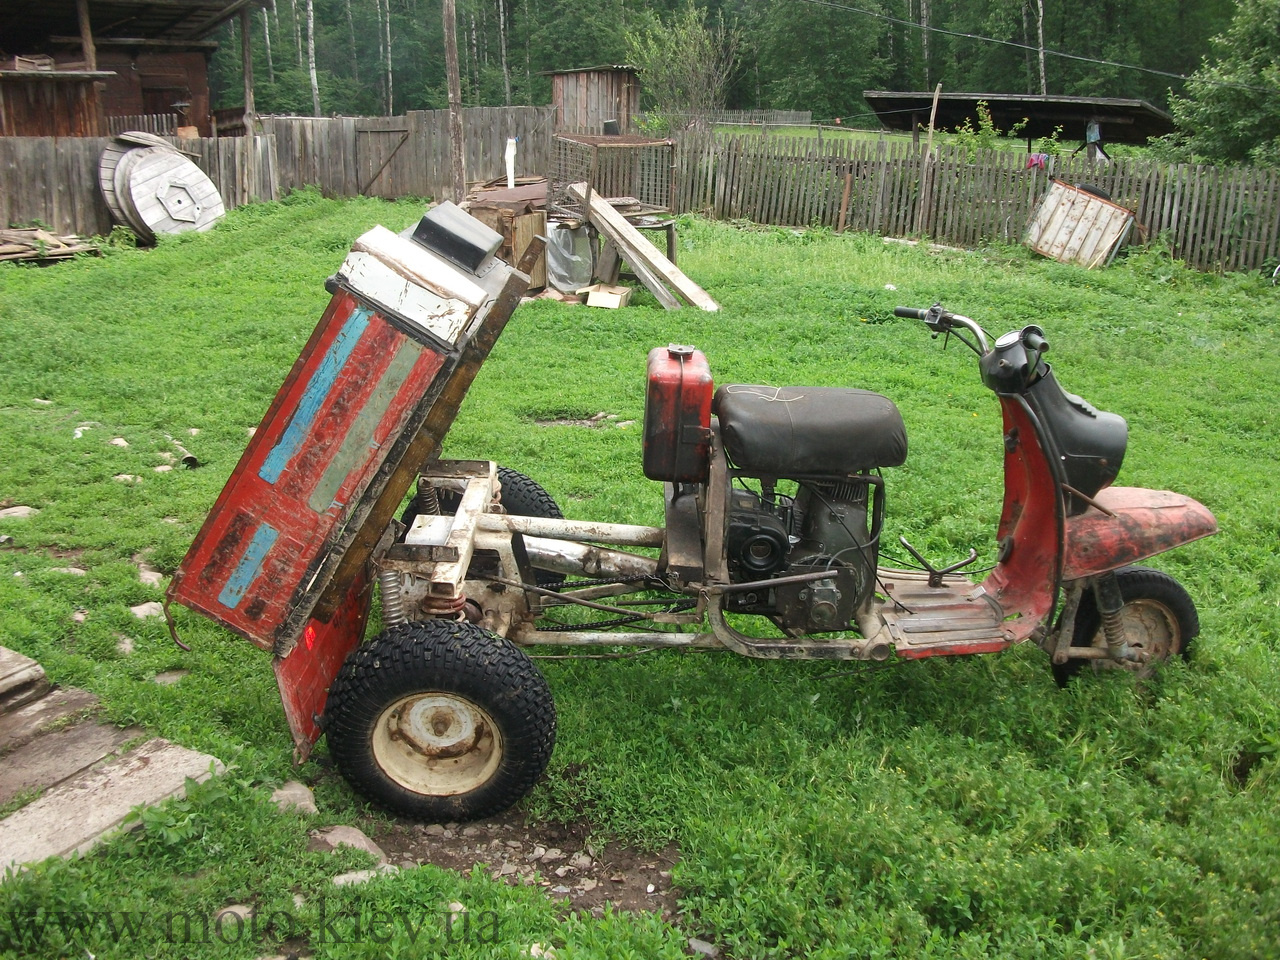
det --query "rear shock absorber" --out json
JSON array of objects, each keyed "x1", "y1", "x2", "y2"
[{"x1": 1094, "y1": 572, "x2": 1130, "y2": 660}]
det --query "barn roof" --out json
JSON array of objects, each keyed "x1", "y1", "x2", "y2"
[
  {"x1": 539, "y1": 65, "x2": 639, "y2": 77},
  {"x1": 1, "y1": 0, "x2": 267, "y2": 51},
  {"x1": 861, "y1": 91, "x2": 1174, "y2": 144}
]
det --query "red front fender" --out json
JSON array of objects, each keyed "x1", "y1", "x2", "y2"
[{"x1": 1062, "y1": 487, "x2": 1217, "y2": 581}]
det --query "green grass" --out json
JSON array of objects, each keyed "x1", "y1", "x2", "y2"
[{"x1": 2, "y1": 194, "x2": 1279, "y2": 959}]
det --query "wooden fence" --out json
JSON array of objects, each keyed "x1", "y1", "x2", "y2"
[
  {"x1": 259, "y1": 106, "x2": 557, "y2": 201},
  {"x1": 645, "y1": 109, "x2": 813, "y2": 128},
  {"x1": 107, "y1": 113, "x2": 183, "y2": 136},
  {"x1": 672, "y1": 134, "x2": 1280, "y2": 273},
  {"x1": 5, "y1": 112, "x2": 1278, "y2": 272},
  {"x1": 0, "y1": 135, "x2": 276, "y2": 237},
  {"x1": 0, "y1": 107, "x2": 553, "y2": 238}
]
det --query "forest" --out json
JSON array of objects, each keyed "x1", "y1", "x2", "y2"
[
  {"x1": 210, "y1": 0, "x2": 1234, "y2": 121},
  {"x1": 209, "y1": 0, "x2": 1280, "y2": 167}
]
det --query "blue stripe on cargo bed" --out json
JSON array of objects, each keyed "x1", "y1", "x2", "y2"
[
  {"x1": 307, "y1": 338, "x2": 421, "y2": 514},
  {"x1": 218, "y1": 522, "x2": 280, "y2": 609},
  {"x1": 259, "y1": 305, "x2": 372, "y2": 484}
]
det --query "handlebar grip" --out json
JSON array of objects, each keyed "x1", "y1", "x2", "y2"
[
  {"x1": 1023, "y1": 330, "x2": 1049, "y2": 355},
  {"x1": 894, "y1": 306, "x2": 929, "y2": 320}
]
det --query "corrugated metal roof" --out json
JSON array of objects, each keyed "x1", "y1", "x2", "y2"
[
  {"x1": 861, "y1": 91, "x2": 1174, "y2": 143},
  {"x1": 1, "y1": 0, "x2": 267, "y2": 50},
  {"x1": 538, "y1": 65, "x2": 639, "y2": 77}
]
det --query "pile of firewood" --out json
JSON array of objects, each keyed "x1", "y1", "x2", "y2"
[{"x1": 0, "y1": 228, "x2": 99, "y2": 263}]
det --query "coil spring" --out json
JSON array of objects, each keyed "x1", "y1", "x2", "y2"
[
  {"x1": 379, "y1": 568, "x2": 407, "y2": 626},
  {"x1": 1102, "y1": 607, "x2": 1126, "y2": 651},
  {"x1": 419, "y1": 594, "x2": 468, "y2": 619},
  {"x1": 419, "y1": 483, "x2": 442, "y2": 515}
]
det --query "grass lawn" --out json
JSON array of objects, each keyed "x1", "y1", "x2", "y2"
[{"x1": 1, "y1": 192, "x2": 1278, "y2": 959}]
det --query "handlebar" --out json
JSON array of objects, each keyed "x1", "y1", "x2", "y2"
[
  {"x1": 894, "y1": 303, "x2": 991, "y2": 355},
  {"x1": 892, "y1": 306, "x2": 930, "y2": 321}
]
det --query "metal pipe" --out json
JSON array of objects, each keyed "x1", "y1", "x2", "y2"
[
  {"x1": 477, "y1": 513, "x2": 664, "y2": 547},
  {"x1": 523, "y1": 535, "x2": 659, "y2": 580},
  {"x1": 509, "y1": 625, "x2": 721, "y2": 648}
]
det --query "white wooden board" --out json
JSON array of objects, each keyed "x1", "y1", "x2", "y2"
[{"x1": 1025, "y1": 181, "x2": 1134, "y2": 268}]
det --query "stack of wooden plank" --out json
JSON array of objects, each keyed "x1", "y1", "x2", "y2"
[
  {"x1": 0, "y1": 228, "x2": 99, "y2": 263},
  {"x1": 567, "y1": 182, "x2": 718, "y2": 311}
]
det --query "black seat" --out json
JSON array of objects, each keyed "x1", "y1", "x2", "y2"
[{"x1": 713, "y1": 385, "x2": 907, "y2": 476}]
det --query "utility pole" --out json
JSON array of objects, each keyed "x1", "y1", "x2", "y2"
[{"x1": 443, "y1": 0, "x2": 467, "y2": 202}]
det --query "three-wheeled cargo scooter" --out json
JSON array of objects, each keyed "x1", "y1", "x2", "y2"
[{"x1": 168, "y1": 201, "x2": 1217, "y2": 822}]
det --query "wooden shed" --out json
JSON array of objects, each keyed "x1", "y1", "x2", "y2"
[
  {"x1": 0, "y1": 0, "x2": 267, "y2": 137},
  {"x1": 543, "y1": 65, "x2": 641, "y2": 135},
  {"x1": 0, "y1": 69, "x2": 116, "y2": 137}
]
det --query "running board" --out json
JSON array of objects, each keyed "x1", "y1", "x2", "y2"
[{"x1": 873, "y1": 568, "x2": 1013, "y2": 658}]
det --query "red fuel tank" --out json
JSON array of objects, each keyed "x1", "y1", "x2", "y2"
[{"x1": 643, "y1": 345, "x2": 713, "y2": 482}]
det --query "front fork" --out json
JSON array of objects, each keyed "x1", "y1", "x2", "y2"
[{"x1": 1048, "y1": 573, "x2": 1133, "y2": 664}]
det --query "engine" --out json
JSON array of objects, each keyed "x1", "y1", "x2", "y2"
[{"x1": 724, "y1": 477, "x2": 879, "y2": 633}]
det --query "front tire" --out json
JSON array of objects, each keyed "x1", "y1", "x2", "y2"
[
  {"x1": 1053, "y1": 566, "x2": 1198, "y2": 685},
  {"x1": 325, "y1": 619, "x2": 556, "y2": 821}
]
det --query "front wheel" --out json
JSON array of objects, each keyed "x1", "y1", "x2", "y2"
[
  {"x1": 1053, "y1": 567, "x2": 1198, "y2": 685},
  {"x1": 325, "y1": 619, "x2": 556, "y2": 821}
]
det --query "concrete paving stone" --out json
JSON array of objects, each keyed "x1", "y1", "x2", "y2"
[
  {"x1": 331, "y1": 865, "x2": 397, "y2": 887},
  {"x1": 0, "y1": 648, "x2": 49, "y2": 714},
  {"x1": 0, "y1": 721, "x2": 139, "y2": 805},
  {"x1": 0, "y1": 738, "x2": 224, "y2": 876},
  {"x1": 130, "y1": 601, "x2": 164, "y2": 619},
  {"x1": 0, "y1": 687, "x2": 100, "y2": 755}
]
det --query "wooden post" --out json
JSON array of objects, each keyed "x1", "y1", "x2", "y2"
[
  {"x1": 241, "y1": 9, "x2": 256, "y2": 199},
  {"x1": 837, "y1": 169, "x2": 853, "y2": 233},
  {"x1": 241, "y1": 9, "x2": 256, "y2": 129},
  {"x1": 914, "y1": 83, "x2": 942, "y2": 236},
  {"x1": 75, "y1": 0, "x2": 97, "y2": 71},
  {"x1": 443, "y1": 0, "x2": 467, "y2": 202}
]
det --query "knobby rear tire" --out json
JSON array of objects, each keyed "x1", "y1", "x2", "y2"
[{"x1": 325, "y1": 619, "x2": 556, "y2": 821}]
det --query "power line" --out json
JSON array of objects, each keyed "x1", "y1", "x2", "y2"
[{"x1": 791, "y1": 0, "x2": 1267, "y2": 93}]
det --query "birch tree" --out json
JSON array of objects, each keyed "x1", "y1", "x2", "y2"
[
  {"x1": 261, "y1": 9, "x2": 275, "y2": 84},
  {"x1": 306, "y1": 0, "x2": 321, "y2": 115}
]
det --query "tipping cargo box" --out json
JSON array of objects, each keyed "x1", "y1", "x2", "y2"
[{"x1": 168, "y1": 211, "x2": 529, "y2": 757}]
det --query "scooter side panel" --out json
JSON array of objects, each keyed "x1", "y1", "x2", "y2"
[
  {"x1": 1061, "y1": 487, "x2": 1217, "y2": 581},
  {"x1": 980, "y1": 397, "x2": 1061, "y2": 641}
]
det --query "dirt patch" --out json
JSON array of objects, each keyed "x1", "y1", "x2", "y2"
[
  {"x1": 365, "y1": 809, "x2": 680, "y2": 921},
  {"x1": 534, "y1": 412, "x2": 635, "y2": 429},
  {"x1": 0, "y1": 543, "x2": 87, "y2": 559}
]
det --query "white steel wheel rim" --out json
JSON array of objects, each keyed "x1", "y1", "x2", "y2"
[
  {"x1": 1089, "y1": 600, "x2": 1181, "y2": 675},
  {"x1": 372, "y1": 693, "x2": 503, "y2": 796}
]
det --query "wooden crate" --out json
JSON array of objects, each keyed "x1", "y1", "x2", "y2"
[{"x1": 470, "y1": 207, "x2": 547, "y2": 289}]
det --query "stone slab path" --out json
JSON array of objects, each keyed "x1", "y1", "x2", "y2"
[{"x1": 0, "y1": 647, "x2": 222, "y2": 876}]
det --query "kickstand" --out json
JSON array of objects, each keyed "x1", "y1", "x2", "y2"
[{"x1": 898, "y1": 536, "x2": 978, "y2": 588}]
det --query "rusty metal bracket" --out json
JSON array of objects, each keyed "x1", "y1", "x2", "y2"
[
  {"x1": 704, "y1": 593, "x2": 892, "y2": 661},
  {"x1": 1051, "y1": 581, "x2": 1085, "y2": 664}
]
